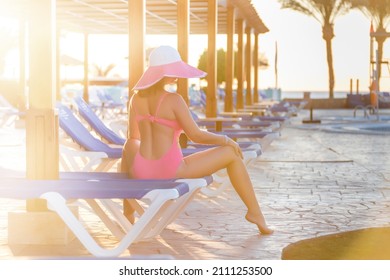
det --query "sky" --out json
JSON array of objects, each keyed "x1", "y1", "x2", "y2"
[
  {"x1": 253, "y1": 1, "x2": 389, "y2": 93},
  {"x1": 1, "y1": 0, "x2": 390, "y2": 93}
]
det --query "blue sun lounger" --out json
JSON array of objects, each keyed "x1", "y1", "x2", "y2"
[
  {"x1": 0, "y1": 175, "x2": 208, "y2": 257},
  {"x1": 59, "y1": 104, "x2": 123, "y2": 158},
  {"x1": 58, "y1": 103, "x2": 123, "y2": 171},
  {"x1": 73, "y1": 96, "x2": 126, "y2": 145},
  {"x1": 59, "y1": 171, "x2": 211, "y2": 239},
  {"x1": 190, "y1": 111, "x2": 280, "y2": 131}
]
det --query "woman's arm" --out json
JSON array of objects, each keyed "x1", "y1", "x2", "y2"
[
  {"x1": 172, "y1": 94, "x2": 242, "y2": 158},
  {"x1": 172, "y1": 94, "x2": 224, "y2": 144},
  {"x1": 128, "y1": 95, "x2": 140, "y2": 140}
]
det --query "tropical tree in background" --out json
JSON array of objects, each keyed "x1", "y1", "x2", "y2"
[
  {"x1": 348, "y1": 0, "x2": 390, "y2": 90},
  {"x1": 197, "y1": 48, "x2": 269, "y2": 85},
  {"x1": 278, "y1": 0, "x2": 351, "y2": 99},
  {"x1": 197, "y1": 48, "x2": 227, "y2": 84},
  {"x1": 91, "y1": 63, "x2": 117, "y2": 77}
]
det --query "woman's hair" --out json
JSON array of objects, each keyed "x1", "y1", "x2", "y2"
[{"x1": 137, "y1": 78, "x2": 166, "y2": 97}]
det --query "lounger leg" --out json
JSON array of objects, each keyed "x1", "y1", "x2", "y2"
[
  {"x1": 84, "y1": 199, "x2": 126, "y2": 239},
  {"x1": 41, "y1": 189, "x2": 179, "y2": 257}
]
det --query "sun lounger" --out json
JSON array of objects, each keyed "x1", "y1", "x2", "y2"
[
  {"x1": 62, "y1": 172, "x2": 211, "y2": 238},
  {"x1": 0, "y1": 94, "x2": 25, "y2": 127},
  {"x1": 191, "y1": 111, "x2": 280, "y2": 131},
  {"x1": 210, "y1": 129, "x2": 279, "y2": 151},
  {"x1": 94, "y1": 87, "x2": 126, "y2": 118},
  {"x1": 73, "y1": 96, "x2": 126, "y2": 145},
  {"x1": 0, "y1": 166, "x2": 211, "y2": 247},
  {"x1": 188, "y1": 112, "x2": 280, "y2": 150},
  {"x1": 58, "y1": 103, "x2": 123, "y2": 171},
  {"x1": 198, "y1": 89, "x2": 289, "y2": 124},
  {"x1": 0, "y1": 178, "x2": 186, "y2": 257},
  {"x1": 0, "y1": 175, "x2": 208, "y2": 257}
]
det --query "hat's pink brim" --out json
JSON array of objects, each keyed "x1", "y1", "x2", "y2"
[{"x1": 133, "y1": 61, "x2": 207, "y2": 90}]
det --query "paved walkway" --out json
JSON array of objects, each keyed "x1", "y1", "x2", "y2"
[{"x1": 0, "y1": 109, "x2": 389, "y2": 259}]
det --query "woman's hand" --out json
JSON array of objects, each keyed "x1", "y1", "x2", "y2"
[{"x1": 224, "y1": 135, "x2": 243, "y2": 159}]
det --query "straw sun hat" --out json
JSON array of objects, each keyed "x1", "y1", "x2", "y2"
[{"x1": 133, "y1": 45, "x2": 207, "y2": 90}]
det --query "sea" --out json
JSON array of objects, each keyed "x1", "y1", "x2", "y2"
[
  {"x1": 281, "y1": 91, "x2": 354, "y2": 100},
  {"x1": 259, "y1": 88, "x2": 365, "y2": 101}
]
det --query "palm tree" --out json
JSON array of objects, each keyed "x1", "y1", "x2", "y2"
[
  {"x1": 91, "y1": 63, "x2": 117, "y2": 77},
  {"x1": 278, "y1": 0, "x2": 351, "y2": 99},
  {"x1": 348, "y1": 0, "x2": 390, "y2": 90}
]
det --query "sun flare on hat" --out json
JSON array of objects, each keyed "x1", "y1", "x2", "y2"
[{"x1": 133, "y1": 45, "x2": 207, "y2": 90}]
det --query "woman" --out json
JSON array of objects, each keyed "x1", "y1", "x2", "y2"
[{"x1": 121, "y1": 45, "x2": 273, "y2": 234}]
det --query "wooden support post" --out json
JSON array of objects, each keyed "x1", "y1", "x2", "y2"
[
  {"x1": 236, "y1": 19, "x2": 245, "y2": 110},
  {"x1": 206, "y1": 0, "x2": 217, "y2": 117},
  {"x1": 26, "y1": 0, "x2": 59, "y2": 184},
  {"x1": 128, "y1": 0, "x2": 145, "y2": 94},
  {"x1": 9, "y1": 0, "x2": 75, "y2": 246},
  {"x1": 253, "y1": 33, "x2": 259, "y2": 104},
  {"x1": 224, "y1": 5, "x2": 235, "y2": 112},
  {"x1": 245, "y1": 26, "x2": 252, "y2": 106},
  {"x1": 83, "y1": 32, "x2": 89, "y2": 103},
  {"x1": 177, "y1": 0, "x2": 190, "y2": 105}
]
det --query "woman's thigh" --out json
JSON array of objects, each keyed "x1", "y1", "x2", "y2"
[{"x1": 176, "y1": 146, "x2": 235, "y2": 178}]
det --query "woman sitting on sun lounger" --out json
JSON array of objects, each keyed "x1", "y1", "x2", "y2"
[{"x1": 121, "y1": 45, "x2": 273, "y2": 234}]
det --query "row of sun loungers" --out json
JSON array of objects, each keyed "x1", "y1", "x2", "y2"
[{"x1": 0, "y1": 93, "x2": 304, "y2": 258}]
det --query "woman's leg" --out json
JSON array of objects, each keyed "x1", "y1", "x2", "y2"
[
  {"x1": 176, "y1": 146, "x2": 273, "y2": 234},
  {"x1": 121, "y1": 139, "x2": 140, "y2": 223}
]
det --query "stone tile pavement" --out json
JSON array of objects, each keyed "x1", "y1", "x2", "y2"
[{"x1": 0, "y1": 109, "x2": 389, "y2": 259}]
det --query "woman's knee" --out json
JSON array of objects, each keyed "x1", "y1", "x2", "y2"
[{"x1": 222, "y1": 145, "x2": 241, "y2": 161}]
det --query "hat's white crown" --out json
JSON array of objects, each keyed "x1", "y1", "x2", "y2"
[{"x1": 149, "y1": 45, "x2": 182, "y2": 66}]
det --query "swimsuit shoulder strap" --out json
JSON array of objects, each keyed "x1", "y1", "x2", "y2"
[{"x1": 154, "y1": 93, "x2": 169, "y2": 117}]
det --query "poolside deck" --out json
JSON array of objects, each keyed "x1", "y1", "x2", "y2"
[{"x1": 1, "y1": 109, "x2": 389, "y2": 259}]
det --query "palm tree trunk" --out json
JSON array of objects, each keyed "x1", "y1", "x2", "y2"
[
  {"x1": 323, "y1": 23, "x2": 335, "y2": 99},
  {"x1": 325, "y1": 38, "x2": 335, "y2": 99},
  {"x1": 375, "y1": 27, "x2": 386, "y2": 92}
]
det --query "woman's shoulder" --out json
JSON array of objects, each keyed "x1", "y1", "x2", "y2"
[{"x1": 164, "y1": 91, "x2": 185, "y2": 103}]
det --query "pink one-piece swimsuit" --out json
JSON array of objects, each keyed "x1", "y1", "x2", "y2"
[{"x1": 131, "y1": 93, "x2": 184, "y2": 179}]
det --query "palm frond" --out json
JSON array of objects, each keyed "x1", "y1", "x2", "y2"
[
  {"x1": 348, "y1": 0, "x2": 390, "y2": 28},
  {"x1": 279, "y1": 0, "x2": 322, "y2": 22},
  {"x1": 278, "y1": 0, "x2": 351, "y2": 24}
]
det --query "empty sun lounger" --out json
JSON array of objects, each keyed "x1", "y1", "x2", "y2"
[
  {"x1": 191, "y1": 111, "x2": 280, "y2": 131},
  {"x1": 0, "y1": 176, "x2": 208, "y2": 257},
  {"x1": 58, "y1": 103, "x2": 123, "y2": 171},
  {"x1": 73, "y1": 96, "x2": 126, "y2": 145}
]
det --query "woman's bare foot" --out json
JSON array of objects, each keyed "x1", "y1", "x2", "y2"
[
  {"x1": 123, "y1": 200, "x2": 136, "y2": 224},
  {"x1": 245, "y1": 212, "x2": 274, "y2": 234},
  {"x1": 124, "y1": 211, "x2": 135, "y2": 224}
]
